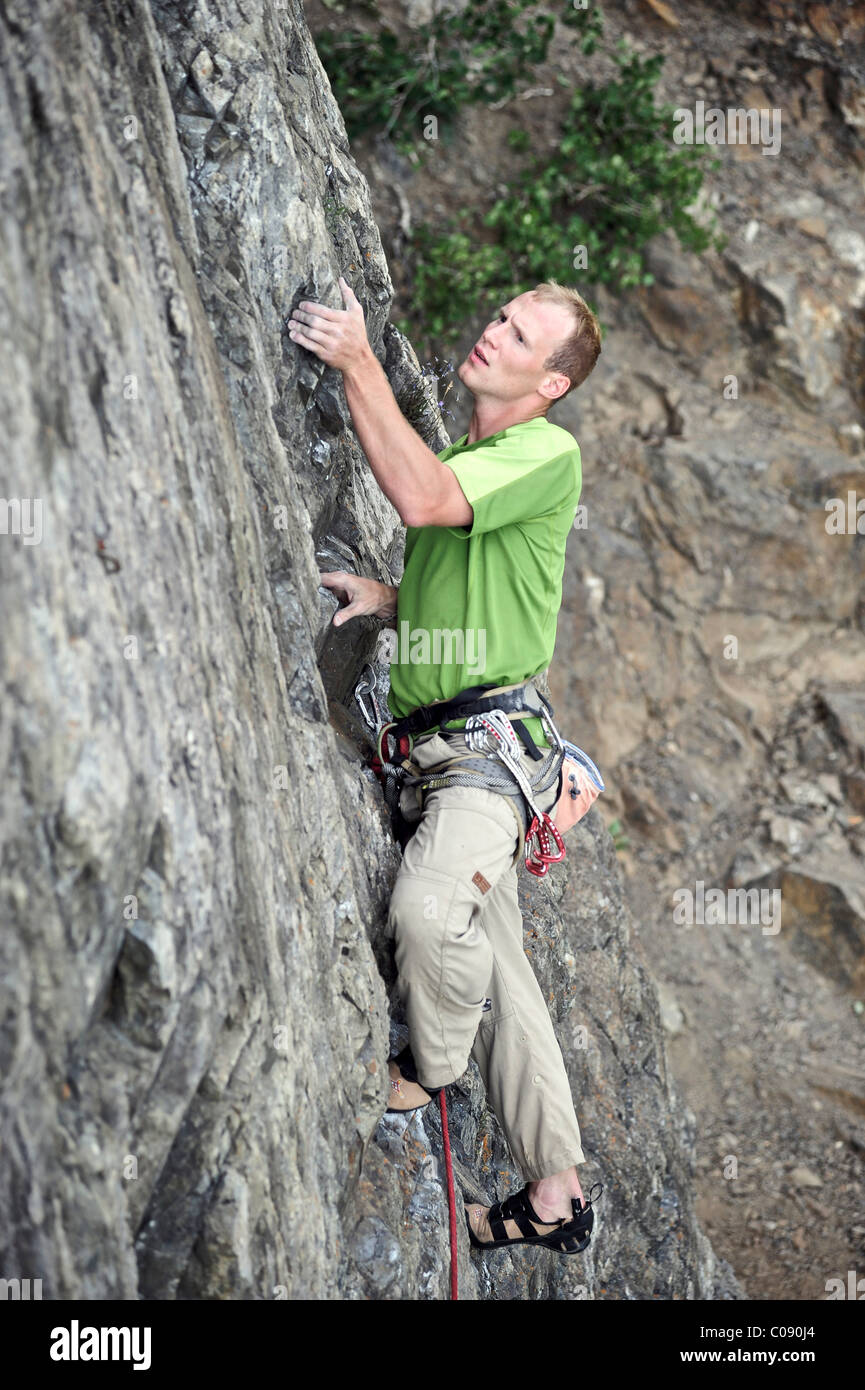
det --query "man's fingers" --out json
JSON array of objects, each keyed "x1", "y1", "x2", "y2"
[
  {"x1": 319, "y1": 571, "x2": 348, "y2": 592},
  {"x1": 289, "y1": 314, "x2": 333, "y2": 340},
  {"x1": 287, "y1": 325, "x2": 316, "y2": 350},
  {"x1": 288, "y1": 318, "x2": 331, "y2": 345},
  {"x1": 333, "y1": 599, "x2": 363, "y2": 627},
  {"x1": 296, "y1": 299, "x2": 341, "y2": 321},
  {"x1": 320, "y1": 569, "x2": 365, "y2": 622},
  {"x1": 319, "y1": 572, "x2": 353, "y2": 606},
  {"x1": 338, "y1": 275, "x2": 358, "y2": 304}
]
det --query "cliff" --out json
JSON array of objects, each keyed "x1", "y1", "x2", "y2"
[{"x1": 0, "y1": 0, "x2": 739, "y2": 1299}]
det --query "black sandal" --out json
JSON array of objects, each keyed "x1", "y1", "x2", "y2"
[
  {"x1": 465, "y1": 1182, "x2": 603, "y2": 1254},
  {"x1": 385, "y1": 1044, "x2": 444, "y2": 1114}
]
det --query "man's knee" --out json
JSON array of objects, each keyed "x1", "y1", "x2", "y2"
[
  {"x1": 387, "y1": 871, "x2": 455, "y2": 949},
  {"x1": 388, "y1": 870, "x2": 493, "y2": 995}
]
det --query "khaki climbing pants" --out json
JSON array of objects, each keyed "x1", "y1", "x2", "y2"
[{"x1": 386, "y1": 730, "x2": 587, "y2": 1181}]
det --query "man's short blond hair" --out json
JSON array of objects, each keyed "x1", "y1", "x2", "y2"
[{"x1": 533, "y1": 280, "x2": 602, "y2": 407}]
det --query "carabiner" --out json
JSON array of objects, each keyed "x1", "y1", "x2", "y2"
[{"x1": 354, "y1": 663, "x2": 383, "y2": 733}]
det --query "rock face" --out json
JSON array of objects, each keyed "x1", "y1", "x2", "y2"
[{"x1": 0, "y1": 0, "x2": 737, "y2": 1298}]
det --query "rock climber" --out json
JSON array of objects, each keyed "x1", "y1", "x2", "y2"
[{"x1": 287, "y1": 274, "x2": 603, "y2": 1255}]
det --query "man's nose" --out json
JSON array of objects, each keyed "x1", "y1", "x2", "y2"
[{"x1": 484, "y1": 321, "x2": 504, "y2": 349}]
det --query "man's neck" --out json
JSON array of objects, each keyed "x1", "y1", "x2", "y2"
[{"x1": 465, "y1": 399, "x2": 549, "y2": 445}]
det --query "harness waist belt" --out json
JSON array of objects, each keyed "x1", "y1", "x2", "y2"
[{"x1": 387, "y1": 681, "x2": 550, "y2": 742}]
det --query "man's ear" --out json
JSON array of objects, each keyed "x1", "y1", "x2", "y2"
[{"x1": 539, "y1": 371, "x2": 571, "y2": 404}]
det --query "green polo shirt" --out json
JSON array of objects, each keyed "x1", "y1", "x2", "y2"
[{"x1": 387, "y1": 416, "x2": 582, "y2": 749}]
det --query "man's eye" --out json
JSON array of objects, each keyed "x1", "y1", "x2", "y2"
[{"x1": 499, "y1": 312, "x2": 522, "y2": 341}]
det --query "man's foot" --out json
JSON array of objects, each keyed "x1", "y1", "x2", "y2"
[
  {"x1": 464, "y1": 1184, "x2": 599, "y2": 1255},
  {"x1": 466, "y1": 1199, "x2": 565, "y2": 1246},
  {"x1": 385, "y1": 1059, "x2": 434, "y2": 1113},
  {"x1": 526, "y1": 1173, "x2": 584, "y2": 1224}
]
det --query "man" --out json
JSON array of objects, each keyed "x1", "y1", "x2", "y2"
[{"x1": 288, "y1": 276, "x2": 602, "y2": 1253}]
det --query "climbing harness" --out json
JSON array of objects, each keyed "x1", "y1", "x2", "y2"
[
  {"x1": 353, "y1": 672, "x2": 590, "y2": 875},
  {"x1": 382, "y1": 679, "x2": 555, "y2": 762}
]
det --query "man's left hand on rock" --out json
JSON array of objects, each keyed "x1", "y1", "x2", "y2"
[{"x1": 287, "y1": 275, "x2": 373, "y2": 372}]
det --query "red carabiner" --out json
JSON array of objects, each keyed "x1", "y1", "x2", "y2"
[{"x1": 524, "y1": 812, "x2": 566, "y2": 877}]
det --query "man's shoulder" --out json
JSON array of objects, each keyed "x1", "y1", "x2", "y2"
[
  {"x1": 492, "y1": 419, "x2": 579, "y2": 468},
  {"x1": 532, "y1": 418, "x2": 579, "y2": 450},
  {"x1": 441, "y1": 417, "x2": 578, "y2": 460},
  {"x1": 516, "y1": 417, "x2": 579, "y2": 454}
]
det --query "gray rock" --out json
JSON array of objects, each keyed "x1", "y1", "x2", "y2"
[{"x1": 788, "y1": 1166, "x2": 823, "y2": 1189}]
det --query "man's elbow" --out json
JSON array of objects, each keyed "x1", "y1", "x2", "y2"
[
  {"x1": 400, "y1": 461, "x2": 473, "y2": 529},
  {"x1": 400, "y1": 500, "x2": 473, "y2": 529},
  {"x1": 400, "y1": 500, "x2": 429, "y2": 528}
]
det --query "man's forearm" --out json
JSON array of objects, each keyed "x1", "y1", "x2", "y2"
[{"x1": 342, "y1": 350, "x2": 450, "y2": 526}]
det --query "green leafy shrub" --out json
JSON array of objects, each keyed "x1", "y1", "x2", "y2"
[
  {"x1": 400, "y1": 43, "x2": 724, "y2": 345},
  {"x1": 315, "y1": 0, "x2": 602, "y2": 149},
  {"x1": 315, "y1": 7, "x2": 724, "y2": 348}
]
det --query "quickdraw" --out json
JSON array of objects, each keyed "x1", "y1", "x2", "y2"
[
  {"x1": 354, "y1": 663, "x2": 383, "y2": 734},
  {"x1": 464, "y1": 710, "x2": 565, "y2": 877},
  {"x1": 353, "y1": 666, "x2": 412, "y2": 797},
  {"x1": 351, "y1": 668, "x2": 416, "y2": 837}
]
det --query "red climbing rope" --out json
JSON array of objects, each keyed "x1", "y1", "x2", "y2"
[{"x1": 439, "y1": 1090, "x2": 458, "y2": 1300}]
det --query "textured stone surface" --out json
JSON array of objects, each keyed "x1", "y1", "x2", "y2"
[{"x1": 0, "y1": 0, "x2": 737, "y2": 1299}]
